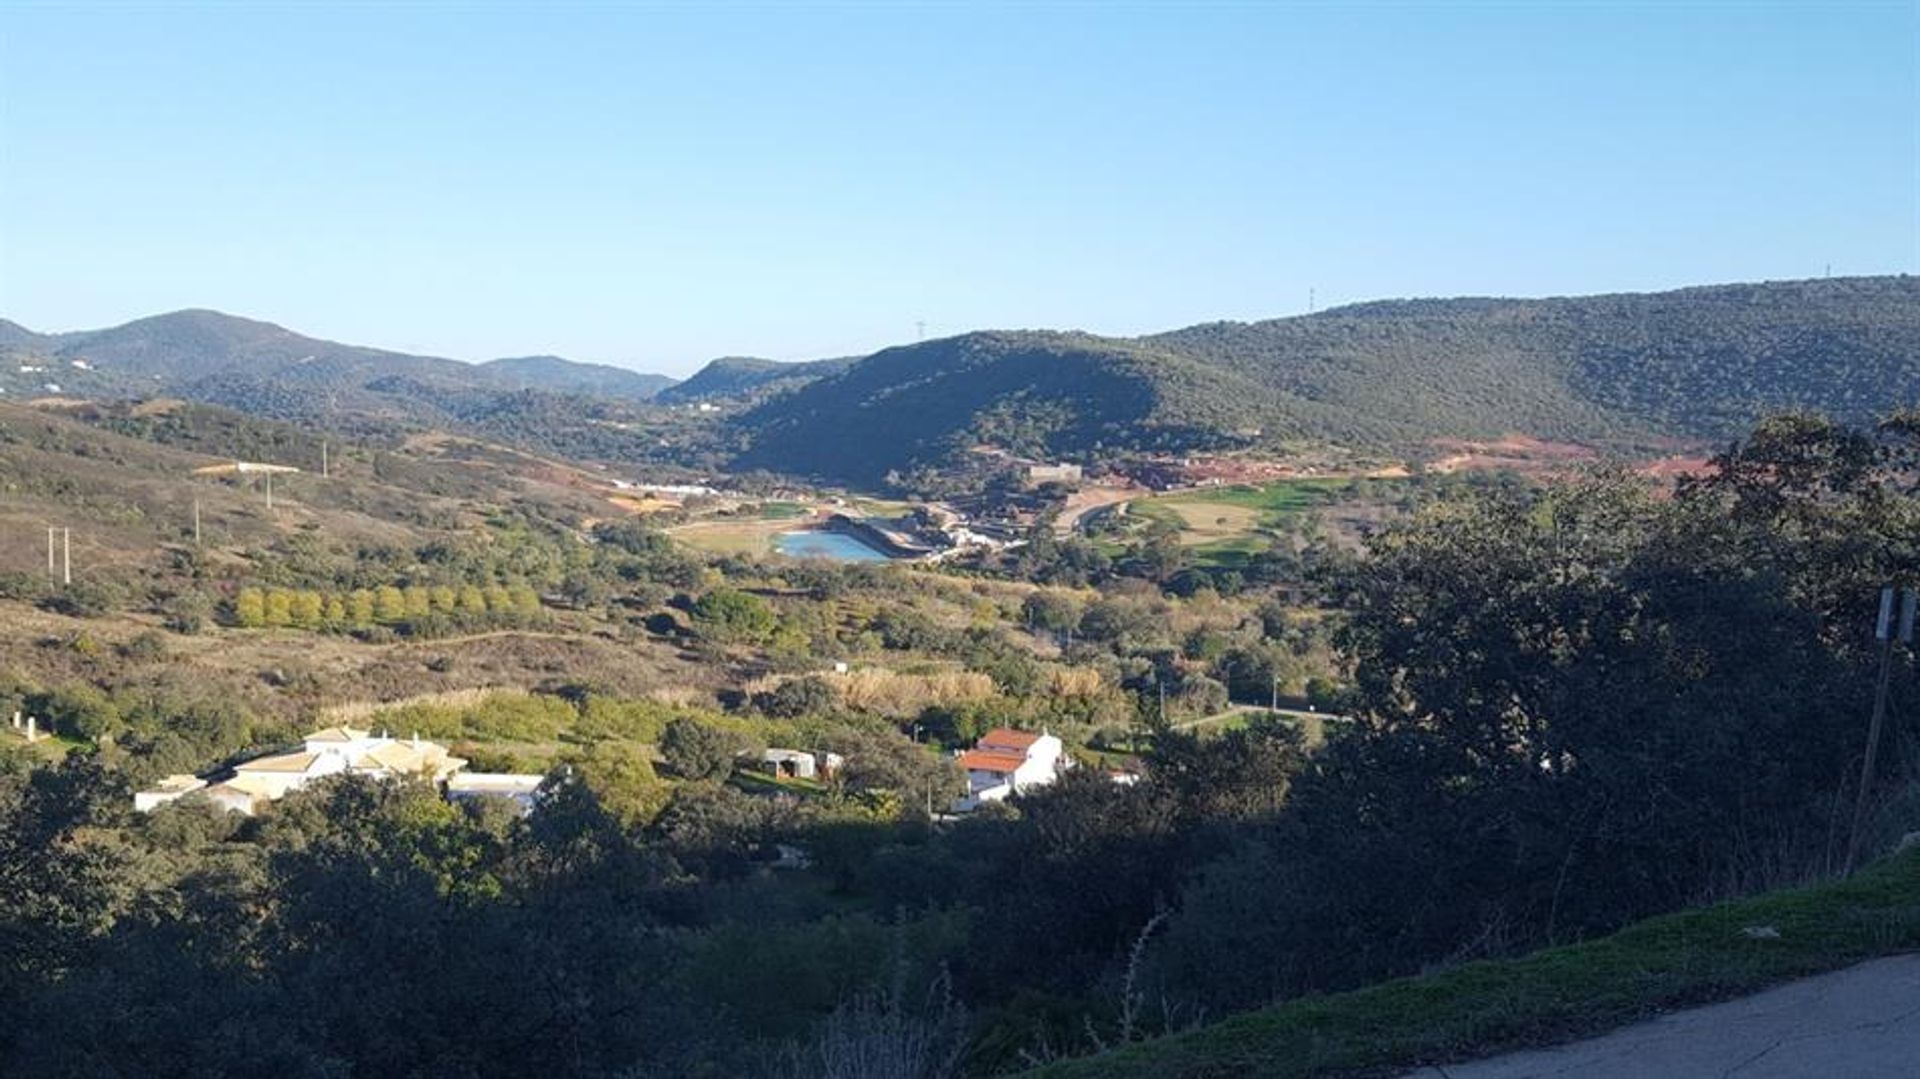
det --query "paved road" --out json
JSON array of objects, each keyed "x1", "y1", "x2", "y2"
[{"x1": 1404, "y1": 954, "x2": 1920, "y2": 1078}]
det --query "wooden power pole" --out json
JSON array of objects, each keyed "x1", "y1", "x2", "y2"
[{"x1": 1846, "y1": 586, "x2": 1917, "y2": 874}]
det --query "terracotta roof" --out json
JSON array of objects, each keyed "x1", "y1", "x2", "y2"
[
  {"x1": 977, "y1": 728, "x2": 1042, "y2": 751},
  {"x1": 958, "y1": 749, "x2": 1025, "y2": 774},
  {"x1": 235, "y1": 751, "x2": 323, "y2": 774}
]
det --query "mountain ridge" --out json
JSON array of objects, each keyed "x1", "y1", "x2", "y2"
[
  {"x1": 0, "y1": 309, "x2": 678, "y2": 405},
  {"x1": 734, "y1": 275, "x2": 1920, "y2": 484}
]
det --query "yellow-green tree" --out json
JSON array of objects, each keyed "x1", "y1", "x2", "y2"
[
  {"x1": 430, "y1": 585, "x2": 458, "y2": 613},
  {"x1": 405, "y1": 585, "x2": 432, "y2": 619},
  {"x1": 264, "y1": 589, "x2": 293, "y2": 628},
  {"x1": 374, "y1": 585, "x2": 407, "y2": 624},
  {"x1": 484, "y1": 585, "x2": 513, "y2": 616},
  {"x1": 234, "y1": 587, "x2": 266, "y2": 628},
  {"x1": 459, "y1": 586, "x2": 489, "y2": 618},
  {"x1": 348, "y1": 589, "x2": 376, "y2": 627},
  {"x1": 510, "y1": 584, "x2": 542, "y2": 620},
  {"x1": 290, "y1": 590, "x2": 324, "y2": 629},
  {"x1": 324, "y1": 594, "x2": 348, "y2": 626}
]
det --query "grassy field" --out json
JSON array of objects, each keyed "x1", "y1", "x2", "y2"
[
  {"x1": 1131, "y1": 479, "x2": 1366, "y2": 566},
  {"x1": 1027, "y1": 851, "x2": 1920, "y2": 1079},
  {"x1": 670, "y1": 516, "x2": 807, "y2": 555}
]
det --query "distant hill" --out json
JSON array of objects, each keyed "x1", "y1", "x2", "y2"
[
  {"x1": 654, "y1": 355, "x2": 855, "y2": 404},
  {"x1": 731, "y1": 332, "x2": 1270, "y2": 482},
  {"x1": 477, "y1": 355, "x2": 675, "y2": 401},
  {"x1": 0, "y1": 309, "x2": 677, "y2": 419},
  {"x1": 732, "y1": 276, "x2": 1920, "y2": 485}
]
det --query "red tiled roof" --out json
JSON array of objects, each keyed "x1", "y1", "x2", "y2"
[
  {"x1": 958, "y1": 749, "x2": 1025, "y2": 774},
  {"x1": 977, "y1": 728, "x2": 1041, "y2": 751}
]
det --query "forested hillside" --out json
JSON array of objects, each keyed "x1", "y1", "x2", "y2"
[
  {"x1": 654, "y1": 354, "x2": 854, "y2": 404},
  {"x1": 731, "y1": 332, "x2": 1275, "y2": 484},
  {"x1": 733, "y1": 276, "x2": 1920, "y2": 485},
  {"x1": 477, "y1": 355, "x2": 675, "y2": 401},
  {"x1": 10, "y1": 277, "x2": 1917, "y2": 491}
]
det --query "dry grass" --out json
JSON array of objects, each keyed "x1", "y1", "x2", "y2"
[
  {"x1": 834, "y1": 667, "x2": 997, "y2": 716},
  {"x1": 1156, "y1": 502, "x2": 1263, "y2": 545}
]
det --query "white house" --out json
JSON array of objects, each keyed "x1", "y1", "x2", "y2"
[
  {"x1": 445, "y1": 773, "x2": 545, "y2": 813},
  {"x1": 952, "y1": 727, "x2": 1065, "y2": 812},
  {"x1": 136, "y1": 725, "x2": 469, "y2": 816},
  {"x1": 133, "y1": 774, "x2": 207, "y2": 812}
]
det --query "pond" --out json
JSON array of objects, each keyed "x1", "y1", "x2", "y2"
[{"x1": 773, "y1": 529, "x2": 896, "y2": 563}]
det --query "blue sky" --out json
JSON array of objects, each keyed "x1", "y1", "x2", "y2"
[{"x1": 1, "y1": 2, "x2": 1914, "y2": 375}]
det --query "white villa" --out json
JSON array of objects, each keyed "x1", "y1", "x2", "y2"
[
  {"x1": 952, "y1": 727, "x2": 1066, "y2": 812},
  {"x1": 135, "y1": 725, "x2": 473, "y2": 816}
]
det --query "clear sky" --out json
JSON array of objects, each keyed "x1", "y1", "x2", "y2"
[{"x1": 1, "y1": 2, "x2": 1915, "y2": 375}]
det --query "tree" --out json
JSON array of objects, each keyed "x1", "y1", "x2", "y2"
[
  {"x1": 264, "y1": 589, "x2": 293, "y2": 628},
  {"x1": 659, "y1": 717, "x2": 750, "y2": 781},
  {"x1": 754, "y1": 675, "x2": 836, "y2": 718},
  {"x1": 691, "y1": 588, "x2": 776, "y2": 645},
  {"x1": 565, "y1": 741, "x2": 670, "y2": 827},
  {"x1": 233, "y1": 588, "x2": 266, "y2": 629},
  {"x1": 459, "y1": 586, "x2": 490, "y2": 619},
  {"x1": 374, "y1": 586, "x2": 408, "y2": 624},
  {"x1": 290, "y1": 590, "x2": 324, "y2": 629}
]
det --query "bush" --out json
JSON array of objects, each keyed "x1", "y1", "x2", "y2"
[
  {"x1": 754, "y1": 676, "x2": 837, "y2": 718},
  {"x1": 660, "y1": 717, "x2": 752, "y2": 781}
]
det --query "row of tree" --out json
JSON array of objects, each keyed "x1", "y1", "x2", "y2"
[{"x1": 231, "y1": 582, "x2": 543, "y2": 631}]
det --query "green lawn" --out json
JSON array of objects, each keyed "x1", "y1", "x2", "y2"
[
  {"x1": 1027, "y1": 850, "x2": 1920, "y2": 1078},
  {"x1": 1132, "y1": 480, "x2": 1381, "y2": 563},
  {"x1": 756, "y1": 501, "x2": 812, "y2": 520}
]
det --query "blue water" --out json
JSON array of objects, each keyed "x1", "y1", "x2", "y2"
[{"x1": 774, "y1": 529, "x2": 896, "y2": 563}]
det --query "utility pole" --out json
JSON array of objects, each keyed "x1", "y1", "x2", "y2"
[
  {"x1": 265, "y1": 472, "x2": 273, "y2": 512},
  {"x1": 62, "y1": 528, "x2": 70, "y2": 586},
  {"x1": 321, "y1": 441, "x2": 329, "y2": 479},
  {"x1": 1845, "y1": 586, "x2": 1916, "y2": 874},
  {"x1": 1271, "y1": 674, "x2": 1280, "y2": 713},
  {"x1": 192, "y1": 497, "x2": 202, "y2": 547},
  {"x1": 46, "y1": 527, "x2": 55, "y2": 582}
]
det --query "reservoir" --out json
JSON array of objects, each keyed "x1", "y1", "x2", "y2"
[{"x1": 773, "y1": 529, "x2": 895, "y2": 563}]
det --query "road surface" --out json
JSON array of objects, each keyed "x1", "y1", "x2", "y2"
[{"x1": 1403, "y1": 954, "x2": 1920, "y2": 1078}]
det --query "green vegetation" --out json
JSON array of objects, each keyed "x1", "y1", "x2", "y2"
[
  {"x1": 2, "y1": 398, "x2": 1916, "y2": 1079},
  {"x1": 654, "y1": 354, "x2": 854, "y2": 405},
  {"x1": 1030, "y1": 850, "x2": 1920, "y2": 1079},
  {"x1": 734, "y1": 276, "x2": 1920, "y2": 486}
]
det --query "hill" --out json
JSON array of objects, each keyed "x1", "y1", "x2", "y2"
[
  {"x1": 476, "y1": 355, "x2": 675, "y2": 401},
  {"x1": 729, "y1": 276, "x2": 1920, "y2": 485},
  {"x1": 0, "y1": 309, "x2": 677, "y2": 422},
  {"x1": 731, "y1": 331, "x2": 1276, "y2": 483},
  {"x1": 653, "y1": 354, "x2": 855, "y2": 405}
]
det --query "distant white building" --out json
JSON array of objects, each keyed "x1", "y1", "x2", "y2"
[
  {"x1": 1026, "y1": 463, "x2": 1084, "y2": 485},
  {"x1": 133, "y1": 774, "x2": 207, "y2": 812},
  {"x1": 134, "y1": 726, "x2": 468, "y2": 816},
  {"x1": 446, "y1": 773, "x2": 545, "y2": 813},
  {"x1": 953, "y1": 727, "x2": 1065, "y2": 812},
  {"x1": 754, "y1": 748, "x2": 845, "y2": 782}
]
